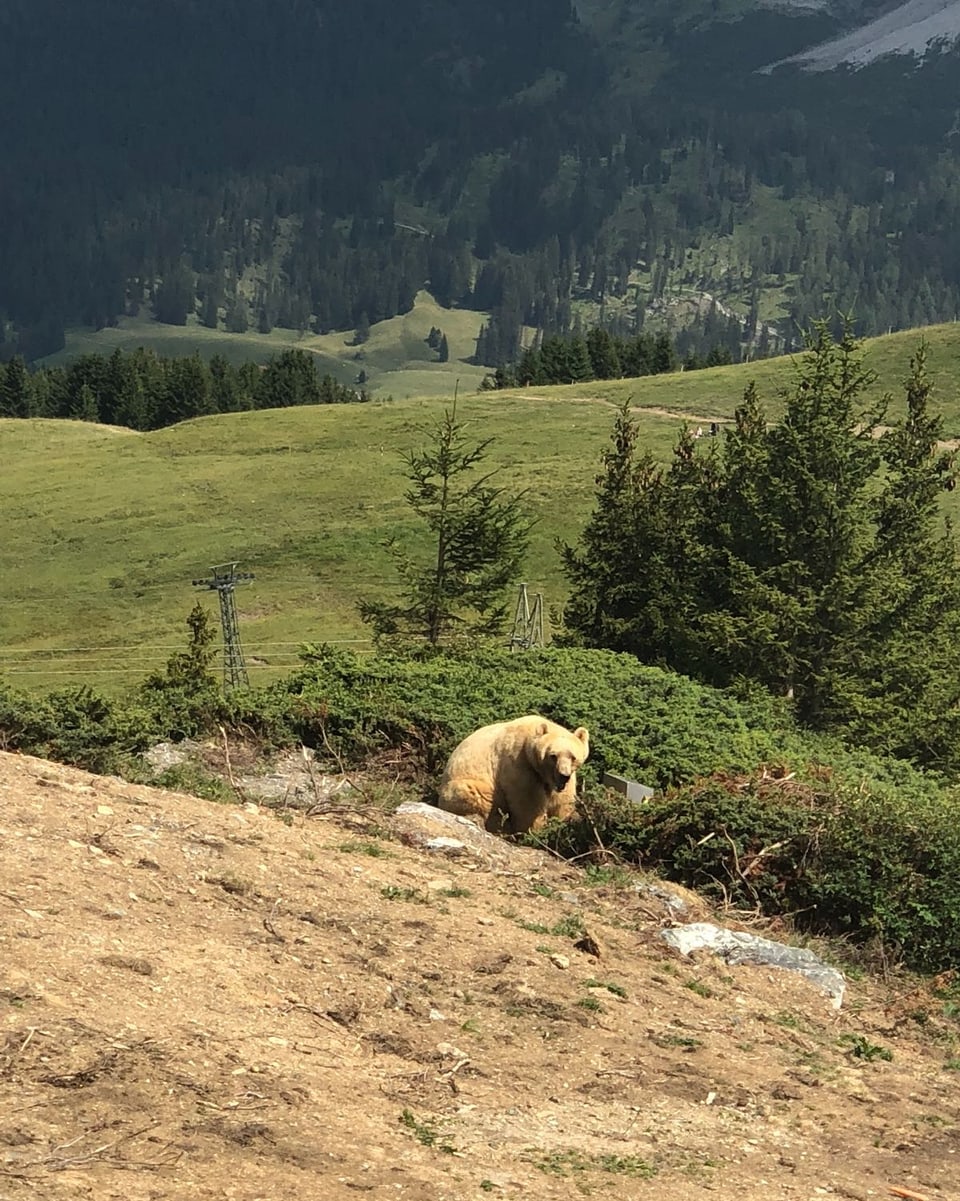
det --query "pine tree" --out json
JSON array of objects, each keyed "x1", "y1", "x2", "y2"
[
  {"x1": 586, "y1": 327, "x2": 621, "y2": 379},
  {"x1": 360, "y1": 398, "x2": 530, "y2": 646},
  {"x1": 0, "y1": 356, "x2": 31, "y2": 417},
  {"x1": 73, "y1": 383, "x2": 100, "y2": 423},
  {"x1": 353, "y1": 311, "x2": 371, "y2": 346},
  {"x1": 153, "y1": 265, "x2": 195, "y2": 326},
  {"x1": 562, "y1": 325, "x2": 960, "y2": 767}
]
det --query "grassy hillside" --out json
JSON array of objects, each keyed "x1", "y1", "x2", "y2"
[
  {"x1": 6, "y1": 320, "x2": 960, "y2": 689},
  {"x1": 495, "y1": 320, "x2": 960, "y2": 432},
  {"x1": 41, "y1": 292, "x2": 489, "y2": 401}
]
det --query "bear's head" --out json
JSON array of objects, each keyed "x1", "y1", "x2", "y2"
[{"x1": 533, "y1": 720, "x2": 590, "y2": 792}]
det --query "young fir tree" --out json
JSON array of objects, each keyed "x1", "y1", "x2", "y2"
[
  {"x1": 838, "y1": 343, "x2": 960, "y2": 763},
  {"x1": 562, "y1": 324, "x2": 960, "y2": 767},
  {"x1": 560, "y1": 402, "x2": 713, "y2": 675},
  {"x1": 0, "y1": 356, "x2": 31, "y2": 417},
  {"x1": 360, "y1": 399, "x2": 530, "y2": 646}
]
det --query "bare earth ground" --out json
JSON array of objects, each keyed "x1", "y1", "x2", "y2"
[{"x1": 1, "y1": 750, "x2": 957, "y2": 1201}]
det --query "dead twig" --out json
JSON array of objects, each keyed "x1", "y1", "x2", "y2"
[
  {"x1": 218, "y1": 724, "x2": 241, "y2": 794},
  {"x1": 0, "y1": 1122, "x2": 175, "y2": 1177}
]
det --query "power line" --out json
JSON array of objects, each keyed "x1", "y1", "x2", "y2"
[{"x1": 0, "y1": 638, "x2": 373, "y2": 655}]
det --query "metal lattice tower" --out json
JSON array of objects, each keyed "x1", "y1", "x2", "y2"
[
  {"x1": 509, "y1": 583, "x2": 545, "y2": 651},
  {"x1": 192, "y1": 563, "x2": 255, "y2": 689}
]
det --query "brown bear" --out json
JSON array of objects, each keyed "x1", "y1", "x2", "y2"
[{"x1": 437, "y1": 715, "x2": 590, "y2": 835}]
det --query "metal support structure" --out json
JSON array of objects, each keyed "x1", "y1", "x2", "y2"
[
  {"x1": 509, "y1": 582, "x2": 545, "y2": 651},
  {"x1": 192, "y1": 562, "x2": 254, "y2": 689}
]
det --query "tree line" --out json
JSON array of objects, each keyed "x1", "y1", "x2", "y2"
[
  {"x1": 479, "y1": 322, "x2": 743, "y2": 389},
  {"x1": 0, "y1": 348, "x2": 368, "y2": 431},
  {"x1": 381, "y1": 322, "x2": 960, "y2": 777},
  {"x1": 3, "y1": 2, "x2": 960, "y2": 368}
]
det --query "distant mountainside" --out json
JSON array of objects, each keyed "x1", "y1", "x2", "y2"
[
  {"x1": 773, "y1": 0, "x2": 960, "y2": 69},
  {"x1": 1, "y1": 0, "x2": 959, "y2": 366}
]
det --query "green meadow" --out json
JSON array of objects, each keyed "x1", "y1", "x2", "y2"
[
  {"x1": 41, "y1": 292, "x2": 489, "y2": 401},
  {"x1": 7, "y1": 318, "x2": 960, "y2": 690}
]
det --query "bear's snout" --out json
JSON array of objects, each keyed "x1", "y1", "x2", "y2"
[{"x1": 555, "y1": 770, "x2": 571, "y2": 788}]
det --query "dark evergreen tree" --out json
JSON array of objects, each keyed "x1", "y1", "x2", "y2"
[
  {"x1": 360, "y1": 399, "x2": 530, "y2": 645},
  {"x1": 353, "y1": 311, "x2": 371, "y2": 346},
  {"x1": 0, "y1": 357, "x2": 31, "y2": 417},
  {"x1": 586, "y1": 327, "x2": 621, "y2": 379},
  {"x1": 72, "y1": 382, "x2": 100, "y2": 423},
  {"x1": 562, "y1": 325, "x2": 960, "y2": 768},
  {"x1": 256, "y1": 349, "x2": 322, "y2": 409},
  {"x1": 225, "y1": 295, "x2": 250, "y2": 334},
  {"x1": 153, "y1": 266, "x2": 196, "y2": 327}
]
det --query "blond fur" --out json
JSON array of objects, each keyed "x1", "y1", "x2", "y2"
[{"x1": 438, "y1": 715, "x2": 589, "y2": 835}]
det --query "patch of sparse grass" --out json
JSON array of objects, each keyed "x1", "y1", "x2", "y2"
[
  {"x1": 684, "y1": 978, "x2": 714, "y2": 999},
  {"x1": 528, "y1": 1147, "x2": 656, "y2": 1181},
  {"x1": 650, "y1": 1031, "x2": 703, "y2": 1050},
  {"x1": 944, "y1": 1057, "x2": 960, "y2": 1071},
  {"x1": 339, "y1": 839, "x2": 392, "y2": 857},
  {"x1": 768, "y1": 1010, "x2": 813, "y2": 1032},
  {"x1": 399, "y1": 1108, "x2": 456, "y2": 1154},
  {"x1": 518, "y1": 919, "x2": 551, "y2": 935},
  {"x1": 840, "y1": 1034, "x2": 893, "y2": 1063},
  {"x1": 531, "y1": 882, "x2": 557, "y2": 898},
  {"x1": 438, "y1": 885, "x2": 471, "y2": 898},
  {"x1": 153, "y1": 763, "x2": 235, "y2": 804},
  {"x1": 380, "y1": 885, "x2": 429, "y2": 904},
  {"x1": 582, "y1": 864, "x2": 634, "y2": 888},
  {"x1": 212, "y1": 872, "x2": 252, "y2": 896},
  {"x1": 551, "y1": 913, "x2": 587, "y2": 939},
  {"x1": 583, "y1": 978, "x2": 627, "y2": 998},
  {"x1": 796, "y1": 1049, "x2": 833, "y2": 1077},
  {"x1": 576, "y1": 995, "x2": 605, "y2": 1013}
]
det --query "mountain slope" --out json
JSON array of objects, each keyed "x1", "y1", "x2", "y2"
[
  {"x1": 4, "y1": 319, "x2": 960, "y2": 687},
  {"x1": 2, "y1": 1, "x2": 960, "y2": 367},
  {"x1": 0, "y1": 748, "x2": 956, "y2": 1199},
  {"x1": 774, "y1": 0, "x2": 960, "y2": 68}
]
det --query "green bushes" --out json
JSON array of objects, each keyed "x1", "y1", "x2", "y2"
[
  {"x1": 257, "y1": 644, "x2": 803, "y2": 786},
  {"x1": 0, "y1": 679, "x2": 148, "y2": 775},
  {"x1": 4, "y1": 640, "x2": 960, "y2": 971},
  {"x1": 538, "y1": 767, "x2": 960, "y2": 974}
]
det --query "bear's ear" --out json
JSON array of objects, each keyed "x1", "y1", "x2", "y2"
[
  {"x1": 535, "y1": 720, "x2": 550, "y2": 737},
  {"x1": 573, "y1": 727, "x2": 589, "y2": 751}
]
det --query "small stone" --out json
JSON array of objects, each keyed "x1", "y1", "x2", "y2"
[
  {"x1": 549, "y1": 953, "x2": 570, "y2": 970},
  {"x1": 436, "y1": 1042, "x2": 467, "y2": 1060}
]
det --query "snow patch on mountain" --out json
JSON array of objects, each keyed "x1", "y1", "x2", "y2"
[
  {"x1": 768, "y1": 0, "x2": 960, "y2": 69},
  {"x1": 769, "y1": 0, "x2": 960, "y2": 70}
]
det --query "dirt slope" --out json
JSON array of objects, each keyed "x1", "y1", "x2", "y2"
[{"x1": 0, "y1": 750, "x2": 957, "y2": 1200}]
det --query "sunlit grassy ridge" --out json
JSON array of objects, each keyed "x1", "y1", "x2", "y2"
[
  {"x1": 41, "y1": 292, "x2": 488, "y2": 400},
  {"x1": 7, "y1": 319, "x2": 960, "y2": 689}
]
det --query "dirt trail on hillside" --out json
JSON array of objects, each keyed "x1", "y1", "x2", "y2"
[
  {"x1": 521, "y1": 393, "x2": 960, "y2": 451},
  {"x1": 1, "y1": 750, "x2": 957, "y2": 1200}
]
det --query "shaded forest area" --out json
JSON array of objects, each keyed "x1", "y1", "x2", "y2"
[
  {"x1": 1, "y1": 0, "x2": 960, "y2": 363},
  {"x1": 0, "y1": 348, "x2": 366, "y2": 430}
]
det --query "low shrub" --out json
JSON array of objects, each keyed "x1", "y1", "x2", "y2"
[
  {"x1": 252, "y1": 643, "x2": 804, "y2": 785},
  {"x1": 536, "y1": 768, "x2": 960, "y2": 973}
]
